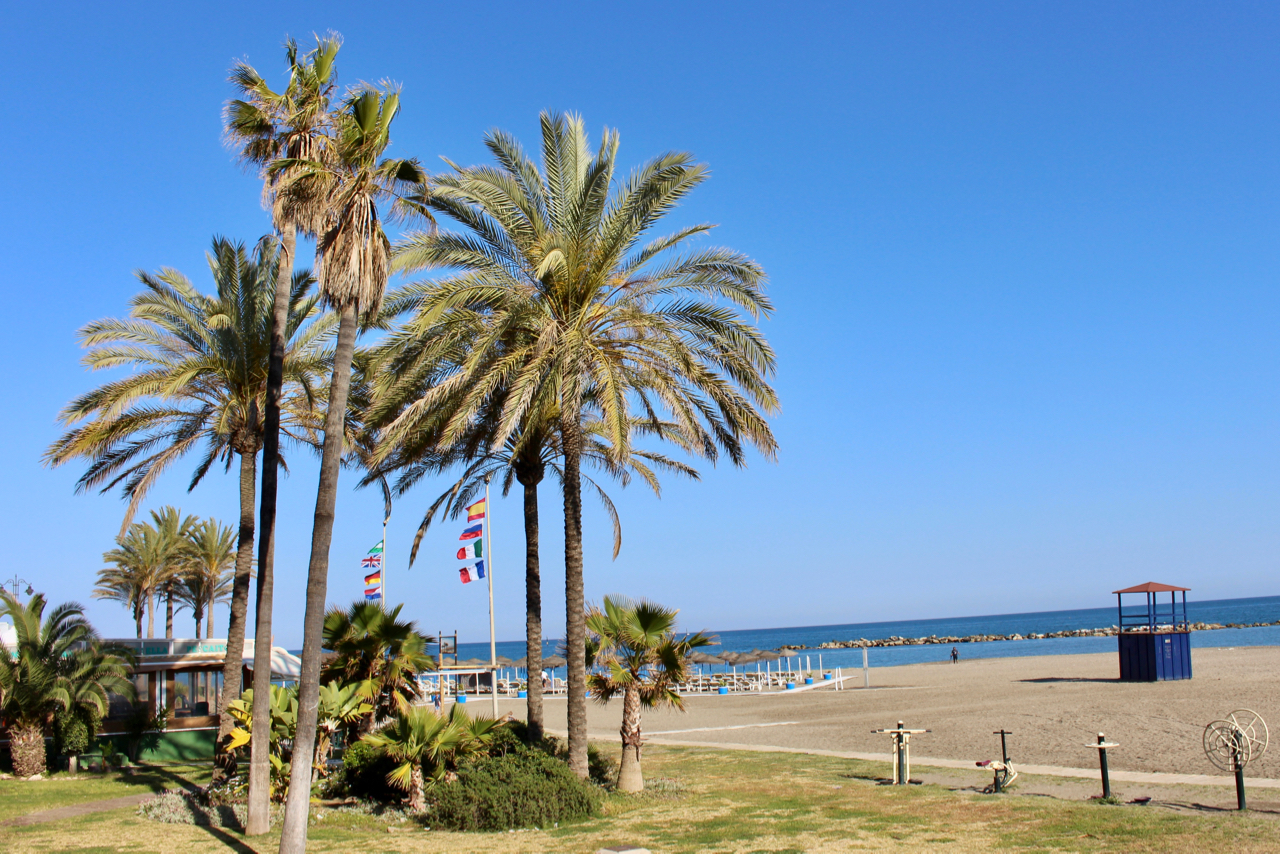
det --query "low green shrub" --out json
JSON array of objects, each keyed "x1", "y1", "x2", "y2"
[
  {"x1": 137, "y1": 790, "x2": 245, "y2": 828},
  {"x1": 426, "y1": 750, "x2": 602, "y2": 831},
  {"x1": 333, "y1": 739, "x2": 400, "y2": 802}
]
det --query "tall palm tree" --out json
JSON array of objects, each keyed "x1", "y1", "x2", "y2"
[
  {"x1": 586, "y1": 596, "x2": 712, "y2": 791},
  {"x1": 45, "y1": 236, "x2": 331, "y2": 778},
  {"x1": 226, "y1": 35, "x2": 340, "y2": 833},
  {"x1": 96, "y1": 508, "x2": 194, "y2": 638},
  {"x1": 277, "y1": 84, "x2": 424, "y2": 852},
  {"x1": 319, "y1": 600, "x2": 434, "y2": 732},
  {"x1": 391, "y1": 113, "x2": 779, "y2": 776},
  {"x1": 0, "y1": 592, "x2": 135, "y2": 777},
  {"x1": 178, "y1": 518, "x2": 236, "y2": 639}
]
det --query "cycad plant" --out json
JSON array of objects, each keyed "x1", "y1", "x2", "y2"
[
  {"x1": 391, "y1": 112, "x2": 778, "y2": 776},
  {"x1": 226, "y1": 35, "x2": 340, "y2": 832},
  {"x1": 586, "y1": 595, "x2": 712, "y2": 791},
  {"x1": 45, "y1": 236, "x2": 331, "y2": 773},
  {"x1": 277, "y1": 83, "x2": 424, "y2": 851},
  {"x1": 0, "y1": 592, "x2": 135, "y2": 777}
]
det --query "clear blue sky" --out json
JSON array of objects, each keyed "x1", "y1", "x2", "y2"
[{"x1": 4, "y1": 2, "x2": 1278, "y2": 646}]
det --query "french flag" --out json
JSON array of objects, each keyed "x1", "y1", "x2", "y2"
[{"x1": 459, "y1": 561, "x2": 486, "y2": 584}]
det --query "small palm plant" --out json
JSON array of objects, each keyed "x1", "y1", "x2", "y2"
[
  {"x1": 0, "y1": 592, "x2": 135, "y2": 777},
  {"x1": 320, "y1": 600, "x2": 435, "y2": 731},
  {"x1": 586, "y1": 596, "x2": 713, "y2": 792},
  {"x1": 360, "y1": 702, "x2": 502, "y2": 812}
]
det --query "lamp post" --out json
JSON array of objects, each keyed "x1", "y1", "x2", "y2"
[{"x1": 3, "y1": 575, "x2": 34, "y2": 598}]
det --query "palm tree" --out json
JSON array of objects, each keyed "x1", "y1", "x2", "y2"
[
  {"x1": 226, "y1": 35, "x2": 340, "y2": 833},
  {"x1": 276, "y1": 84, "x2": 423, "y2": 852},
  {"x1": 320, "y1": 600, "x2": 434, "y2": 732},
  {"x1": 96, "y1": 508, "x2": 194, "y2": 638},
  {"x1": 391, "y1": 113, "x2": 779, "y2": 776},
  {"x1": 178, "y1": 518, "x2": 236, "y2": 639},
  {"x1": 0, "y1": 592, "x2": 135, "y2": 777},
  {"x1": 360, "y1": 703, "x2": 501, "y2": 812},
  {"x1": 45, "y1": 236, "x2": 331, "y2": 778},
  {"x1": 586, "y1": 596, "x2": 712, "y2": 791}
]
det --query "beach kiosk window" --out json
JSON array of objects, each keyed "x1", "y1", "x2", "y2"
[{"x1": 1114, "y1": 581, "x2": 1192, "y2": 682}]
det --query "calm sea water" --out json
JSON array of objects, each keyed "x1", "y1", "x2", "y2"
[{"x1": 447, "y1": 594, "x2": 1280, "y2": 673}]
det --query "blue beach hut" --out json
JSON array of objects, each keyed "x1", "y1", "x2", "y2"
[{"x1": 1114, "y1": 581, "x2": 1192, "y2": 682}]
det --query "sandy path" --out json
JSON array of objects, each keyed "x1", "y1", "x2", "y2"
[{"x1": 512, "y1": 646, "x2": 1280, "y2": 779}]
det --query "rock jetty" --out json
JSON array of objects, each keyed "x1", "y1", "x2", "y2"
[{"x1": 774, "y1": 620, "x2": 1280, "y2": 652}]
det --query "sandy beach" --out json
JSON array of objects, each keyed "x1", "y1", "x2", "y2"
[{"x1": 521, "y1": 646, "x2": 1280, "y2": 781}]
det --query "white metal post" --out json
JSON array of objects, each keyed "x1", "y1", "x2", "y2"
[{"x1": 484, "y1": 475, "x2": 498, "y2": 717}]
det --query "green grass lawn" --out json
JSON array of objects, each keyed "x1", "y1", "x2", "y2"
[
  {"x1": 1, "y1": 748, "x2": 1276, "y2": 853},
  {"x1": 0, "y1": 764, "x2": 211, "y2": 823}
]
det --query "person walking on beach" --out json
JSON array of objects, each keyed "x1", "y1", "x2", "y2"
[{"x1": 950, "y1": 646, "x2": 959, "y2": 664}]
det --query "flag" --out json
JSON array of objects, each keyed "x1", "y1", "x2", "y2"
[
  {"x1": 459, "y1": 562, "x2": 485, "y2": 584},
  {"x1": 459, "y1": 524, "x2": 483, "y2": 540},
  {"x1": 364, "y1": 589, "x2": 382, "y2": 600},
  {"x1": 368, "y1": 542, "x2": 384, "y2": 555},
  {"x1": 456, "y1": 541, "x2": 483, "y2": 561},
  {"x1": 361, "y1": 555, "x2": 382, "y2": 569},
  {"x1": 466, "y1": 499, "x2": 487, "y2": 521},
  {"x1": 364, "y1": 570, "x2": 382, "y2": 585},
  {"x1": 459, "y1": 567, "x2": 474, "y2": 584}
]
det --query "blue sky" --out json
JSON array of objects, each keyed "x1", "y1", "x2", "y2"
[{"x1": 3, "y1": 2, "x2": 1278, "y2": 646}]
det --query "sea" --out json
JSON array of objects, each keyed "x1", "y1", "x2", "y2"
[{"x1": 448, "y1": 594, "x2": 1280, "y2": 674}]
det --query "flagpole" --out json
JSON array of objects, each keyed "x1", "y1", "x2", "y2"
[
  {"x1": 381, "y1": 519, "x2": 388, "y2": 605},
  {"x1": 484, "y1": 474, "x2": 497, "y2": 717}
]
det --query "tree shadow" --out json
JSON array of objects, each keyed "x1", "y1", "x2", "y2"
[{"x1": 195, "y1": 823, "x2": 256, "y2": 852}]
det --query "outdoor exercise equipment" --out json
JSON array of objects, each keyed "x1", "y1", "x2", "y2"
[
  {"x1": 1203, "y1": 709, "x2": 1269, "y2": 811},
  {"x1": 1086, "y1": 733, "x2": 1120, "y2": 799},
  {"x1": 872, "y1": 720, "x2": 929, "y2": 785},
  {"x1": 977, "y1": 729, "x2": 1016, "y2": 793}
]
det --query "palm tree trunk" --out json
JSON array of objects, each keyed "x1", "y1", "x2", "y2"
[
  {"x1": 617, "y1": 685, "x2": 644, "y2": 792},
  {"x1": 147, "y1": 590, "x2": 155, "y2": 638},
  {"x1": 165, "y1": 588, "x2": 174, "y2": 639},
  {"x1": 247, "y1": 226, "x2": 294, "y2": 836},
  {"x1": 9, "y1": 721, "x2": 47, "y2": 778},
  {"x1": 135, "y1": 601, "x2": 143, "y2": 639},
  {"x1": 561, "y1": 412, "x2": 588, "y2": 778},
  {"x1": 520, "y1": 473, "x2": 544, "y2": 741},
  {"x1": 213, "y1": 448, "x2": 258, "y2": 784},
  {"x1": 194, "y1": 607, "x2": 203, "y2": 641},
  {"x1": 408, "y1": 764, "x2": 425, "y2": 812},
  {"x1": 280, "y1": 303, "x2": 359, "y2": 853}
]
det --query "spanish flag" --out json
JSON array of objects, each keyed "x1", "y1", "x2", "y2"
[
  {"x1": 466, "y1": 499, "x2": 487, "y2": 521},
  {"x1": 364, "y1": 570, "x2": 382, "y2": 585}
]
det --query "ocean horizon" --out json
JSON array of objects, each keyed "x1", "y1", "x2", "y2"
[{"x1": 425, "y1": 593, "x2": 1280, "y2": 672}]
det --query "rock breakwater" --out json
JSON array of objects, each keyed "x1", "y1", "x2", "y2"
[{"x1": 774, "y1": 620, "x2": 1280, "y2": 651}]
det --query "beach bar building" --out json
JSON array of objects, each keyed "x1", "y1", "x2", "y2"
[{"x1": 1114, "y1": 582, "x2": 1192, "y2": 682}]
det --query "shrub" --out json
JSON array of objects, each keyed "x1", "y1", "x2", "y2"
[
  {"x1": 426, "y1": 750, "x2": 602, "y2": 831},
  {"x1": 137, "y1": 790, "x2": 245, "y2": 828},
  {"x1": 334, "y1": 739, "x2": 401, "y2": 802}
]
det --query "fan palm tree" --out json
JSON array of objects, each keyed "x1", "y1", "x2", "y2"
[
  {"x1": 96, "y1": 508, "x2": 195, "y2": 638},
  {"x1": 0, "y1": 592, "x2": 135, "y2": 777},
  {"x1": 178, "y1": 518, "x2": 236, "y2": 639},
  {"x1": 360, "y1": 702, "x2": 501, "y2": 812},
  {"x1": 319, "y1": 600, "x2": 434, "y2": 732},
  {"x1": 226, "y1": 35, "x2": 340, "y2": 833},
  {"x1": 276, "y1": 84, "x2": 424, "y2": 852},
  {"x1": 44, "y1": 236, "x2": 332, "y2": 777},
  {"x1": 586, "y1": 595, "x2": 712, "y2": 791},
  {"x1": 390, "y1": 112, "x2": 778, "y2": 776}
]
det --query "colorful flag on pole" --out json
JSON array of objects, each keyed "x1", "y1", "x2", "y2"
[
  {"x1": 459, "y1": 562, "x2": 485, "y2": 584},
  {"x1": 456, "y1": 541, "x2": 483, "y2": 560},
  {"x1": 466, "y1": 499, "x2": 487, "y2": 521},
  {"x1": 459, "y1": 524, "x2": 483, "y2": 540},
  {"x1": 361, "y1": 555, "x2": 382, "y2": 569},
  {"x1": 364, "y1": 589, "x2": 382, "y2": 599},
  {"x1": 364, "y1": 570, "x2": 382, "y2": 585},
  {"x1": 368, "y1": 542, "x2": 384, "y2": 555}
]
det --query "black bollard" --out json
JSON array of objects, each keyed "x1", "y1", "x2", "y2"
[
  {"x1": 993, "y1": 729, "x2": 1013, "y2": 793},
  {"x1": 1097, "y1": 733, "x2": 1112, "y2": 800},
  {"x1": 1233, "y1": 730, "x2": 1247, "y2": 811},
  {"x1": 896, "y1": 722, "x2": 907, "y2": 786}
]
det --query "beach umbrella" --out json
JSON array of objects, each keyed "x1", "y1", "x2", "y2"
[
  {"x1": 457, "y1": 657, "x2": 486, "y2": 667},
  {"x1": 543, "y1": 654, "x2": 567, "y2": 668},
  {"x1": 753, "y1": 649, "x2": 783, "y2": 662},
  {"x1": 689, "y1": 652, "x2": 720, "y2": 665},
  {"x1": 496, "y1": 655, "x2": 516, "y2": 666},
  {"x1": 512, "y1": 657, "x2": 529, "y2": 668}
]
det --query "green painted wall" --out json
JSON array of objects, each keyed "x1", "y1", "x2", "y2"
[{"x1": 96, "y1": 728, "x2": 217, "y2": 762}]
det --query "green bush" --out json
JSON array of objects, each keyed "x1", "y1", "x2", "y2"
[
  {"x1": 334, "y1": 739, "x2": 401, "y2": 803},
  {"x1": 426, "y1": 750, "x2": 602, "y2": 831},
  {"x1": 55, "y1": 706, "x2": 103, "y2": 760}
]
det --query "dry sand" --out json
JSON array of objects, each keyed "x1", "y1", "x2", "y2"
[{"x1": 521, "y1": 646, "x2": 1280, "y2": 780}]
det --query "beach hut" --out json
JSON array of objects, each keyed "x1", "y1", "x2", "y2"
[{"x1": 1113, "y1": 581, "x2": 1192, "y2": 682}]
